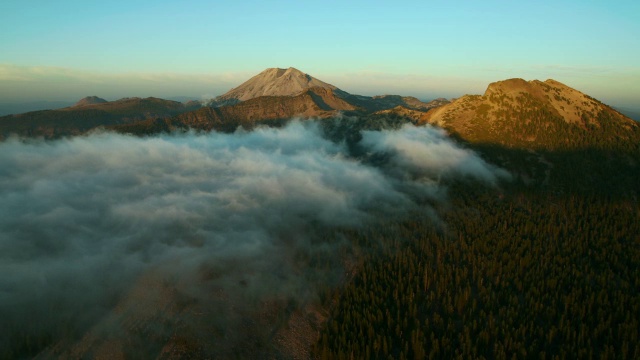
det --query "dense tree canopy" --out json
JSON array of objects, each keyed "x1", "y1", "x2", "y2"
[{"x1": 314, "y1": 188, "x2": 640, "y2": 359}]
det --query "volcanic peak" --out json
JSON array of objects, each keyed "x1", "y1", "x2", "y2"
[{"x1": 211, "y1": 67, "x2": 341, "y2": 106}]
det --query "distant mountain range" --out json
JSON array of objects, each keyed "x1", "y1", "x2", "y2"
[
  {"x1": 4, "y1": 67, "x2": 634, "y2": 196},
  {"x1": 0, "y1": 97, "x2": 201, "y2": 139},
  {"x1": 0, "y1": 97, "x2": 204, "y2": 117},
  {"x1": 0, "y1": 67, "x2": 449, "y2": 139},
  {"x1": 1, "y1": 67, "x2": 638, "y2": 155}
]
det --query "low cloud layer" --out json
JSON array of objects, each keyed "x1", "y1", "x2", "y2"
[
  {"x1": 0, "y1": 121, "x2": 508, "y2": 356},
  {"x1": 361, "y1": 125, "x2": 510, "y2": 183}
]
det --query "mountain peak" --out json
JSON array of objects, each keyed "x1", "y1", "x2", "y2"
[
  {"x1": 211, "y1": 67, "x2": 341, "y2": 106},
  {"x1": 260, "y1": 67, "x2": 304, "y2": 74},
  {"x1": 422, "y1": 77, "x2": 638, "y2": 149},
  {"x1": 544, "y1": 79, "x2": 565, "y2": 86},
  {"x1": 73, "y1": 96, "x2": 108, "y2": 107},
  {"x1": 484, "y1": 78, "x2": 533, "y2": 97}
]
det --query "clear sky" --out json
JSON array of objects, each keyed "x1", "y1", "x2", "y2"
[{"x1": 1, "y1": 0, "x2": 638, "y2": 107}]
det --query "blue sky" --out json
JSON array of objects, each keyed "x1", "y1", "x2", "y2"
[{"x1": 1, "y1": 0, "x2": 638, "y2": 107}]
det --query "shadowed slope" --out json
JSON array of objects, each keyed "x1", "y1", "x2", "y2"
[
  {"x1": 112, "y1": 87, "x2": 360, "y2": 134},
  {"x1": 72, "y1": 96, "x2": 108, "y2": 107},
  {"x1": 0, "y1": 97, "x2": 200, "y2": 139}
]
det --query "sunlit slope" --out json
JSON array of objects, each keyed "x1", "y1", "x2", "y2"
[{"x1": 421, "y1": 78, "x2": 640, "y2": 150}]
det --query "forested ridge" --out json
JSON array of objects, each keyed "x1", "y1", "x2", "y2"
[
  {"x1": 312, "y1": 106, "x2": 640, "y2": 358},
  {"x1": 312, "y1": 92, "x2": 640, "y2": 357},
  {"x1": 314, "y1": 187, "x2": 640, "y2": 359}
]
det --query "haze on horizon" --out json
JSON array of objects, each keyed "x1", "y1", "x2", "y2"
[{"x1": 1, "y1": 0, "x2": 638, "y2": 109}]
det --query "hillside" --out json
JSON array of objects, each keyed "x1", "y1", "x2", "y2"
[
  {"x1": 0, "y1": 68, "x2": 451, "y2": 138},
  {"x1": 209, "y1": 67, "x2": 344, "y2": 106},
  {"x1": 0, "y1": 97, "x2": 200, "y2": 139},
  {"x1": 113, "y1": 68, "x2": 451, "y2": 135},
  {"x1": 72, "y1": 96, "x2": 108, "y2": 107},
  {"x1": 112, "y1": 87, "x2": 359, "y2": 134},
  {"x1": 415, "y1": 78, "x2": 640, "y2": 194},
  {"x1": 310, "y1": 80, "x2": 640, "y2": 359},
  {"x1": 206, "y1": 67, "x2": 443, "y2": 113},
  {"x1": 314, "y1": 190, "x2": 640, "y2": 359},
  {"x1": 421, "y1": 78, "x2": 639, "y2": 150},
  {"x1": 341, "y1": 94, "x2": 448, "y2": 113}
]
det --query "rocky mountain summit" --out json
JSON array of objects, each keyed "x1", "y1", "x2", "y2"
[
  {"x1": 208, "y1": 67, "x2": 344, "y2": 107},
  {"x1": 420, "y1": 78, "x2": 638, "y2": 150},
  {"x1": 72, "y1": 96, "x2": 108, "y2": 107}
]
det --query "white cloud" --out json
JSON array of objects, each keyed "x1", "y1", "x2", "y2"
[{"x1": 0, "y1": 121, "x2": 508, "y2": 355}]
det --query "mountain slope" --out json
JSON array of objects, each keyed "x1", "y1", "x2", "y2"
[
  {"x1": 418, "y1": 78, "x2": 640, "y2": 194},
  {"x1": 210, "y1": 67, "x2": 344, "y2": 106},
  {"x1": 0, "y1": 68, "x2": 450, "y2": 138},
  {"x1": 341, "y1": 94, "x2": 448, "y2": 113},
  {"x1": 421, "y1": 78, "x2": 639, "y2": 150},
  {"x1": 72, "y1": 96, "x2": 108, "y2": 107},
  {"x1": 112, "y1": 87, "x2": 358, "y2": 134},
  {"x1": 0, "y1": 97, "x2": 200, "y2": 139}
]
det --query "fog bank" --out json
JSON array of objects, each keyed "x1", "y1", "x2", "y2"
[{"x1": 0, "y1": 121, "x2": 508, "y2": 357}]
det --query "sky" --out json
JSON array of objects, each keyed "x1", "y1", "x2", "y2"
[{"x1": 1, "y1": 0, "x2": 639, "y2": 108}]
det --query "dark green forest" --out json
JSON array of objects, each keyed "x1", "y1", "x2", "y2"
[
  {"x1": 311, "y1": 107, "x2": 640, "y2": 359},
  {"x1": 314, "y1": 187, "x2": 639, "y2": 359}
]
